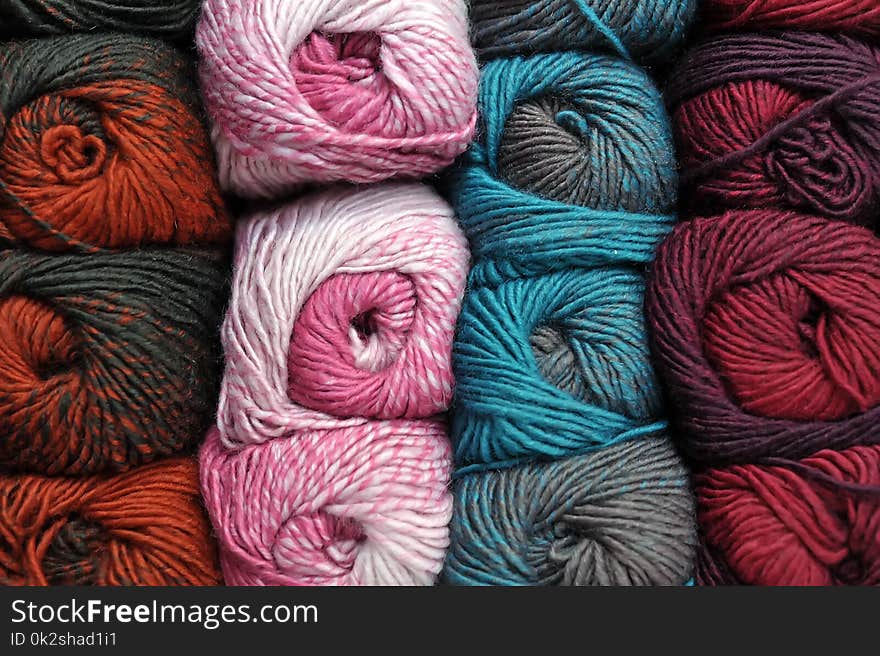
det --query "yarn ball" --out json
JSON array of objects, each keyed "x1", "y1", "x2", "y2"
[
  {"x1": 668, "y1": 32, "x2": 880, "y2": 227},
  {"x1": 445, "y1": 438, "x2": 697, "y2": 585},
  {"x1": 200, "y1": 423, "x2": 452, "y2": 586},
  {"x1": 702, "y1": 0, "x2": 880, "y2": 36},
  {"x1": 453, "y1": 268, "x2": 666, "y2": 467},
  {"x1": 0, "y1": 248, "x2": 227, "y2": 475},
  {"x1": 451, "y1": 52, "x2": 676, "y2": 286},
  {"x1": 0, "y1": 457, "x2": 221, "y2": 586},
  {"x1": 696, "y1": 445, "x2": 880, "y2": 586},
  {"x1": 647, "y1": 209, "x2": 880, "y2": 467},
  {"x1": 470, "y1": 0, "x2": 695, "y2": 63},
  {"x1": 197, "y1": 0, "x2": 478, "y2": 197},
  {"x1": 0, "y1": 34, "x2": 231, "y2": 252},
  {"x1": 217, "y1": 183, "x2": 469, "y2": 448},
  {"x1": 0, "y1": 1, "x2": 202, "y2": 39}
]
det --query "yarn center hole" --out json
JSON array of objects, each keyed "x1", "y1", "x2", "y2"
[
  {"x1": 273, "y1": 512, "x2": 366, "y2": 579},
  {"x1": 40, "y1": 124, "x2": 107, "y2": 184},
  {"x1": 0, "y1": 295, "x2": 81, "y2": 382},
  {"x1": 292, "y1": 32, "x2": 392, "y2": 133},
  {"x1": 42, "y1": 513, "x2": 105, "y2": 585}
]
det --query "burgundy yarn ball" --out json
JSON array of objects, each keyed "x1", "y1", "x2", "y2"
[
  {"x1": 695, "y1": 445, "x2": 880, "y2": 586},
  {"x1": 667, "y1": 32, "x2": 880, "y2": 228},
  {"x1": 646, "y1": 209, "x2": 880, "y2": 466},
  {"x1": 702, "y1": 0, "x2": 880, "y2": 36}
]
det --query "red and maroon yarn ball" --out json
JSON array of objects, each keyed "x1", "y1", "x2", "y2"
[
  {"x1": 667, "y1": 32, "x2": 880, "y2": 228},
  {"x1": 646, "y1": 209, "x2": 880, "y2": 585},
  {"x1": 701, "y1": 0, "x2": 880, "y2": 36}
]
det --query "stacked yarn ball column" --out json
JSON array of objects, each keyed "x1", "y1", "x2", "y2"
[
  {"x1": 197, "y1": 0, "x2": 479, "y2": 197},
  {"x1": 0, "y1": 458, "x2": 222, "y2": 586},
  {"x1": 0, "y1": 1, "x2": 203, "y2": 39},
  {"x1": 201, "y1": 184, "x2": 469, "y2": 585},
  {"x1": 647, "y1": 30, "x2": 880, "y2": 585},
  {"x1": 0, "y1": 33, "x2": 230, "y2": 584},
  {"x1": 443, "y1": 52, "x2": 696, "y2": 586},
  {"x1": 469, "y1": 0, "x2": 696, "y2": 63}
]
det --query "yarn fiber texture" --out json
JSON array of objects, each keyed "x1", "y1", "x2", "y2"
[
  {"x1": 453, "y1": 52, "x2": 677, "y2": 287},
  {"x1": 668, "y1": 32, "x2": 880, "y2": 228},
  {"x1": 0, "y1": 34, "x2": 232, "y2": 251},
  {"x1": 0, "y1": 248, "x2": 227, "y2": 475},
  {"x1": 444, "y1": 52, "x2": 696, "y2": 585},
  {"x1": 0, "y1": 1, "x2": 202, "y2": 39},
  {"x1": 0, "y1": 457, "x2": 221, "y2": 586},
  {"x1": 197, "y1": 0, "x2": 479, "y2": 197},
  {"x1": 470, "y1": 0, "x2": 696, "y2": 63},
  {"x1": 702, "y1": 0, "x2": 880, "y2": 36},
  {"x1": 647, "y1": 210, "x2": 880, "y2": 466},
  {"x1": 204, "y1": 184, "x2": 468, "y2": 585}
]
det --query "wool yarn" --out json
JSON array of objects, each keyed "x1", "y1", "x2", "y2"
[
  {"x1": 445, "y1": 52, "x2": 696, "y2": 585},
  {"x1": 453, "y1": 52, "x2": 676, "y2": 287},
  {"x1": 695, "y1": 445, "x2": 880, "y2": 586},
  {"x1": 197, "y1": 0, "x2": 479, "y2": 197},
  {"x1": 200, "y1": 423, "x2": 451, "y2": 586},
  {"x1": 0, "y1": 34, "x2": 231, "y2": 251},
  {"x1": 446, "y1": 439, "x2": 697, "y2": 586},
  {"x1": 0, "y1": 1, "x2": 202, "y2": 39},
  {"x1": 668, "y1": 32, "x2": 880, "y2": 227},
  {"x1": 702, "y1": 0, "x2": 880, "y2": 36},
  {"x1": 0, "y1": 248, "x2": 227, "y2": 475},
  {"x1": 0, "y1": 457, "x2": 221, "y2": 586},
  {"x1": 647, "y1": 209, "x2": 880, "y2": 466},
  {"x1": 470, "y1": 0, "x2": 696, "y2": 63},
  {"x1": 217, "y1": 183, "x2": 468, "y2": 448},
  {"x1": 205, "y1": 184, "x2": 467, "y2": 585}
]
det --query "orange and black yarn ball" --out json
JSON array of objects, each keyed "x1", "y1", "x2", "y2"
[
  {"x1": 0, "y1": 33, "x2": 232, "y2": 252},
  {"x1": 0, "y1": 248, "x2": 228, "y2": 475},
  {"x1": 0, "y1": 457, "x2": 222, "y2": 586}
]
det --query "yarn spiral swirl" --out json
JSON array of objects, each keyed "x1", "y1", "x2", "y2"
[
  {"x1": 0, "y1": 248, "x2": 227, "y2": 475},
  {"x1": 470, "y1": 0, "x2": 695, "y2": 63},
  {"x1": 0, "y1": 35, "x2": 231, "y2": 251},
  {"x1": 668, "y1": 32, "x2": 880, "y2": 228},
  {"x1": 647, "y1": 209, "x2": 880, "y2": 466},
  {"x1": 444, "y1": 52, "x2": 696, "y2": 585},
  {"x1": 453, "y1": 52, "x2": 677, "y2": 287},
  {"x1": 0, "y1": 458, "x2": 221, "y2": 586},
  {"x1": 0, "y1": 1, "x2": 202, "y2": 39},
  {"x1": 197, "y1": 0, "x2": 478, "y2": 197},
  {"x1": 201, "y1": 423, "x2": 452, "y2": 586},
  {"x1": 204, "y1": 184, "x2": 468, "y2": 585},
  {"x1": 701, "y1": 0, "x2": 880, "y2": 35}
]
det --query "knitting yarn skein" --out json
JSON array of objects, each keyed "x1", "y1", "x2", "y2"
[
  {"x1": 0, "y1": 1, "x2": 202, "y2": 39},
  {"x1": 696, "y1": 445, "x2": 880, "y2": 586},
  {"x1": 702, "y1": 0, "x2": 880, "y2": 36},
  {"x1": 197, "y1": 0, "x2": 478, "y2": 197},
  {"x1": 218, "y1": 183, "x2": 469, "y2": 448},
  {"x1": 201, "y1": 423, "x2": 452, "y2": 586},
  {"x1": 446, "y1": 437, "x2": 696, "y2": 585},
  {"x1": 0, "y1": 457, "x2": 221, "y2": 586},
  {"x1": 647, "y1": 209, "x2": 880, "y2": 466},
  {"x1": 0, "y1": 249, "x2": 227, "y2": 475},
  {"x1": 668, "y1": 32, "x2": 880, "y2": 227},
  {"x1": 470, "y1": 0, "x2": 695, "y2": 63},
  {"x1": 0, "y1": 35, "x2": 231, "y2": 251},
  {"x1": 452, "y1": 52, "x2": 676, "y2": 286}
]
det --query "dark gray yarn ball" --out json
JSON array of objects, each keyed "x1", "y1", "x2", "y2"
[{"x1": 444, "y1": 438, "x2": 697, "y2": 585}]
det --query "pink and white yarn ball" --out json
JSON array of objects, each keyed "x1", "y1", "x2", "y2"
[
  {"x1": 200, "y1": 422, "x2": 452, "y2": 586},
  {"x1": 200, "y1": 184, "x2": 468, "y2": 585},
  {"x1": 216, "y1": 183, "x2": 470, "y2": 448},
  {"x1": 197, "y1": 0, "x2": 479, "y2": 197}
]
